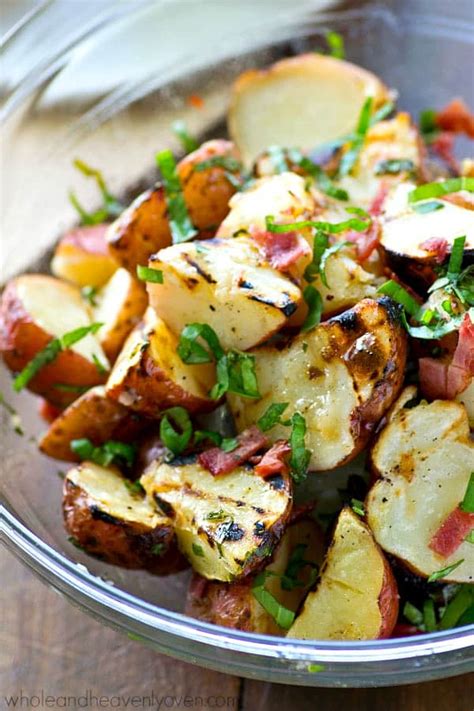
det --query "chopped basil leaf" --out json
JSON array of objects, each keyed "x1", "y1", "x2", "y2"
[
  {"x1": 460, "y1": 472, "x2": 474, "y2": 514},
  {"x1": 221, "y1": 437, "x2": 239, "y2": 452},
  {"x1": 211, "y1": 351, "x2": 261, "y2": 400},
  {"x1": 427, "y1": 559, "x2": 464, "y2": 583},
  {"x1": 136, "y1": 265, "x2": 164, "y2": 283},
  {"x1": 252, "y1": 572, "x2": 295, "y2": 629},
  {"x1": 423, "y1": 598, "x2": 437, "y2": 632},
  {"x1": 419, "y1": 108, "x2": 439, "y2": 144},
  {"x1": 408, "y1": 177, "x2": 474, "y2": 204},
  {"x1": 403, "y1": 601, "x2": 423, "y2": 627},
  {"x1": 53, "y1": 383, "x2": 91, "y2": 394},
  {"x1": 206, "y1": 509, "x2": 229, "y2": 522},
  {"x1": 370, "y1": 101, "x2": 395, "y2": 125},
  {"x1": 338, "y1": 97, "x2": 373, "y2": 177},
  {"x1": 287, "y1": 148, "x2": 349, "y2": 201},
  {"x1": 307, "y1": 664, "x2": 325, "y2": 673},
  {"x1": 377, "y1": 280, "x2": 420, "y2": 317},
  {"x1": 124, "y1": 480, "x2": 145, "y2": 496},
  {"x1": 151, "y1": 543, "x2": 166, "y2": 556},
  {"x1": 160, "y1": 407, "x2": 193, "y2": 456},
  {"x1": 192, "y1": 543, "x2": 205, "y2": 557},
  {"x1": 265, "y1": 212, "x2": 370, "y2": 236},
  {"x1": 194, "y1": 429, "x2": 222, "y2": 447},
  {"x1": 280, "y1": 544, "x2": 318, "y2": 591},
  {"x1": 70, "y1": 438, "x2": 136, "y2": 468},
  {"x1": 301, "y1": 285, "x2": 323, "y2": 332},
  {"x1": 412, "y1": 200, "x2": 444, "y2": 214},
  {"x1": 466, "y1": 530, "x2": 474, "y2": 544},
  {"x1": 439, "y1": 585, "x2": 474, "y2": 629},
  {"x1": 447, "y1": 235, "x2": 466, "y2": 279},
  {"x1": 69, "y1": 158, "x2": 123, "y2": 225},
  {"x1": 177, "y1": 323, "x2": 224, "y2": 364},
  {"x1": 194, "y1": 155, "x2": 242, "y2": 173},
  {"x1": 171, "y1": 120, "x2": 199, "y2": 154},
  {"x1": 351, "y1": 499, "x2": 365, "y2": 517},
  {"x1": 92, "y1": 353, "x2": 108, "y2": 375},
  {"x1": 325, "y1": 30, "x2": 345, "y2": 59},
  {"x1": 156, "y1": 149, "x2": 198, "y2": 244},
  {"x1": 402, "y1": 310, "x2": 468, "y2": 340},
  {"x1": 257, "y1": 402, "x2": 289, "y2": 432},
  {"x1": 374, "y1": 158, "x2": 415, "y2": 176},
  {"x1": 81, "y1": 285, "x2": 98, "y2": 306},
  {"x1": 13, "y1": 323, "x2": 103, "y2": 392},
  {"x1": 319, "y1": 241, "x2": 352, "y2": 287},
  {"x1": 288, "y1": 412, "x2": 310, "y2": 484}
]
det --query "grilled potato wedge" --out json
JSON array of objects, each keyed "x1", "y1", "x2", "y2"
[
  {"x1": 63, "y1": 462, "x2": 183, "y2": 572},
  {"x1": 146, "y1": 237, "x2": 302, "y2": 351},
  {"x1": 367, "y1": 393, "x2": 474, "y2": 583},
  {"x1": 39, "y1": 385, "x2": 143, "y2": 462},
  {"x1": 51, "y1": 224, "x2": 118, "y2": 287},
  {"x1": 287, "y1": 508, "x2": 399, "y2": 640},
  {"x1": 0, "y1": 275, "x2": 109, "y2": 407},
  {"x1": 141, "y1": 456, "x2": 292, "y2": 581},
  {"x1": 229, "y1": 53, "x2": 389, "y2": 165},
  {"x1": 92, "y1": 268, "x2": 148, "y2": 363},
  {"x1": 186, "y1": 518, "x2": 325, "y2": 635},
  {"x1": 107, "y1": 140, "x2": 240, "y2": 272},
  {"x1": 106, "y1": 308, "x2": 216, "y2": 416},
  {"x1": 229, "y1": 297, "x2": 407, "y2": 471}
]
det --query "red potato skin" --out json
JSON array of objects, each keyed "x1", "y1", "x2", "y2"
[
  {"x1": 0, "y1": 282, "x2": 106, "y2": 407},
  {"x1": 186, "y1": 575, "x2": 255, "y2": 631},
  {"x1": 52, "y1": 224, "x2": 118, "y2": 287},
  {"x1": 61, "y1": 224, "x2": 111, "y2": 255},
  {"x1": 107, "y1": 140, "x2": 241, "y2": 272},
  {"x1": 63, "y1": 478, "x2": 187, "y2": 574},
  {"x1": 377, "y1": 558, "x2": 400, "y2": 639}
]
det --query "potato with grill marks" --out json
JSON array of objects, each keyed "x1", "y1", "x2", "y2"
[
  {"x1": 140, "y1": 455, "x2": 293, "y2": 582},
  {"x1": 228, "y1": 297, "x2": 407, "y2": 472}
]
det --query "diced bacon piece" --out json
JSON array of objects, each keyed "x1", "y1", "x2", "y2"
[
  {"x1": 432, "y1": 132, "x2": 460, "y2": 174},
  {"x1": 345, "y1": 222, "x2": 381, "y2": 263},
  {"x1": 436, "y1": 98, "x2": 474, "y2": 138},
  {"x1": 429, "y1": 506, "x2": 474, "y2": 558},
  {"x1": 255, "y1": 440, "x2": 291, "y2": 477},
  {"x1": 419, "y1": 237, "x2": 449, "y2": 264},
  {"x1": 252, "y1": 229, "x2": 311, "y2": 271},
  {"x1": 198, "y1": 425, "x2": 268, "y2": 476},
  {"x1": 369, "y1": 182, "x2": 390, "y2": 216}
]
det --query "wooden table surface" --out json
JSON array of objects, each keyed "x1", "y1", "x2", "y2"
[{"x1": 1, "y1": 547, "x2": 472, "y2": 711}]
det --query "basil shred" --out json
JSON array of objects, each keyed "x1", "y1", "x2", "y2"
[
  {"x1": 70, "y1": 438, "x2": 136, "y2": 468},
  {"x1": 136, "y1": 265, "x2": 164, "y2": 284},
  {"x1": 69, "y1": 159, "x2": 124, "y2": 225},
  {"x1": 171, "y1": 120, "x2": 199, "y2": 154},
  {"x1": 156, "y1": 149, "x2": 197, "y2": 243}
]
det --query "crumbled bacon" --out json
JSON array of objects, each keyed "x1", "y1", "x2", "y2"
[
  {"x1": 198, "y1": 425, "x2": 268, "y2": 476},
  {"x1": 436, "y1": 98, "x2": 474, "y2": 138},
  {"x1": 345, "y1": 221, "x2": 381, "y2": 263},
  {"x1": 252, "y1": 229, "x2": 311, "y2": 271},
  {"x1": 187, "y1": 94, "x2": 204, "y2": 109},
  {"x1": 429, "y1": 506, "x2": 474, "y2": 558},
  {"x1": 369, "y1": 182, "x2": 390, "y2": 216},
  {"x1": 432, "y1": 132, "x2": 460, "y2": 174},
  {"x1": 255, "y1": 440, "x2": 291, "y2": 477},
  {"x1": 452, "y1": 313, "x2": 474, "y2": 374},
  {"x1": 418, "y1": 237, "x2": 449, "y2": 264}
]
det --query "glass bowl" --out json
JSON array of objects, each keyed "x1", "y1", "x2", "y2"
[{"x1": 1, "y1": 0, "x2": 473, "y2": 687}]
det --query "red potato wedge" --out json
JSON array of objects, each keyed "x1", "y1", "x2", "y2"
[
  {"x1": 141, "y1": 455, "x2": 292, "y2": 582},
  {"x1": 287, "y1": 508, "x2": 399, "y2": 640},
  {"x1": 38, "y1": 385, "x2": 143, "y2": 462},
  {"x1": 92, "y1": 267, "x2": 148, "y2": 363},
  {"x1": 0, "y1": 275, "x2": 109, "y2": 407},
  {"x1": 106, "y1": 308, "x2": 216, "y2": 416},
  {"x1": 146, "y1": 236, "x2": 302, "y2": 352},
  {"x1": 63, "y1": 462, "x2": 185, "y2": 573},
  {"x1": 107, "y1": 140, "x2": 241, "y2": 272},
  {"x1": 51, "y1": 224, "x2": 118, "y2": 287},
  {"x1": 228, "y1": 297, "x2": 407, "y2": 472},
  {"x1": 228, "y1": 53, "x2": 390, "y2": 166},
  {"x1": 367, "y1": 392, "x2": 474, "y2": 583},
  {"x1": 185, "y1": 518, "x2": 325, "y2": 635}
]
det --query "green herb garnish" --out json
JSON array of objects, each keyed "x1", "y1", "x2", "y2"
[
  {"x1": 81, "y1": 285, "x2": 98, "y2": 306},
  {"x1": 403, "y1": 601, "x2": 423, "y2": 627},
  {"x1": 374, "y1": 158, "x2": 415, "y2": 176},
  {"x1": 280, "y1": 544, "x2": 318, "y2": 591},
  {"x1": 288, "y1": 412, "x2": 310, "y2": 484},
  {"x1": 439, "y1": 585, "x2": 474, "y2": 630},
  {"x1": 377, "y1": 280, "x2": 420, "y2": 317},
  {"x1": 412, "y1": 200, "x2": 445, "y2": 214},
  {"x1": 460, "y1": 472, "x2": 474, "y2": 514},
  {"x1": 156, "y1": 149, "x2": 197, "y2": 244},
  {"x1": 177, "y1": 323, "x2": 224, "y2": 364},
  {"x1": 151, "y1": 543, "x2": 166, "y2": 556},
  {"x1": 252, "y1": 572, "x2": 295, "y2": 630},
  {"x1": 124, "y1": 480, "x2": 145, "y2": 496},
  {"x1": 325, "y1": 30, "x2": 345, "y2": 59},
  {"x1": 192, "y1": 543, "x2": 205, "y2": 557},
  {"x1": 265, "y1": 211, "x2": 370, "y2": 236},
  {"x1": 69, "y1": 159, "x2": 123, "y2": 225},
  {"x1": 171, "y1": 120, "x2": 199, "y2": 153},
  {"x1": 351, "y1": 499, "x2": 365, "y2": 517},
  {"x1": 13, "y1": 323, "x2": 103, "y2": 392},
  {"x1": 160, "y1": 406, "x2": 193, "y2": 456},
  {"x1": 338, "y1": 97, "x2": 373, "y2": 177},
  {"x1": 257, "y1": 403, "x2": 289, "y2": 432},
  {"x1": 427, "y1": 559, "x2": 464, "y2": 583},
  {"x1": 194, "y1": 156, "x2": 242, "y2": 173},
  {"x1": 419, "y1": 108, "x2": 439, "y2": 144},
  {"x1": 301, "y1": 285, "x2": 323, "y2": 332},
  {"x1": 408, "y1": 177, "x2": 474, "y2": 204},
  {"x1": 423, "y1": 598, "x2": 437, "y2": 632},
  {"x1": 70, "y1": 438, "x2": 136, "y2": 468},
  {"x1": 136, "y1": 265, "x2": 164, "y2": 284}
]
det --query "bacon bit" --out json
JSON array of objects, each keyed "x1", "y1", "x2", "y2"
[
  {"x1": 418, "y1": 237, "x2": 449, "y2": 264},
  {"x1": 255, "y1": 440, "x2": 291, "y2": 477},
  {"x1": 391, "y1": 624, "x2": 423, "y2": 638},
  {"x1": 419, "y1": 357, "x2": 470, "y2": 400},
  {"x1": 39, "y1": 399, "x2": 61, "y2": 423},
  {"x1": 345, "y1": 221, "x2": 381, "y2": 263},
  {"x1": 452, "y1": 313, "x2": 474, "y2": 374},
  {"x1": 436, "y1": 98, "x2": 474, "y2": 138},
  {"x1": 252, "y1": 229, "x2": 311, "y2": 271},
  {"x1": 198, "y1": 425, "x2": 268, "y2": 476},
  {"x1": 188, "y1": 574, "x2": 208, "y2": 600},
  {"x1": 187, "y1": 94, "x2": 204, "y2": 109},
  {"x1": 369, "y1": 182, "x2": 390, "y2": 216},
  {"x1": 432, "y1": 132, "x2": 460, "y2": 174},
  {"x1": 429, "y1": 507, "x2": 474, "y2": 558}
]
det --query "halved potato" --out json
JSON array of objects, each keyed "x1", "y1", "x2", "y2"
[
  {"x1": 367, "y1": 392, "x2": 474, "y2": 583},
  {"x1": 51, "y1": 224, "x2": 118, "y2": 287},
  {"x1": 185, "y1": 518, "x2": 325, "y2": 635},
  {"x1": 107, "y1": 140, "x2": 240, "y2": 272},
  {"x1": 39, "y1": 385, "x2": 143, "y2": 462},
  {"x1": 287, "y1": 508, "x2": 399, "y2": 640},
  {"x1": 106, "y1": 308, "x2": 216, "y2": 416},
  {"x1": 92, "y1": 268, "x2": 148, "y2": 363},
  {"x1": 146, "y1": 237, "x2": 302, "y2": 351},
  {"x1": 140, "y1": 455, "x2": 292, "y2": 581},
  {"x1": 63, "y1": 462, "x2": 183, "y2": 573},
  {"x1": 228, "y1": 297, "x2": 407, "y2": 471},
  {"x1": 0, "y1": 275, "x2": 109, "y2": 407},
  {"x1": 229, "y1": 53, "x2": 389, "y2": 165}
]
